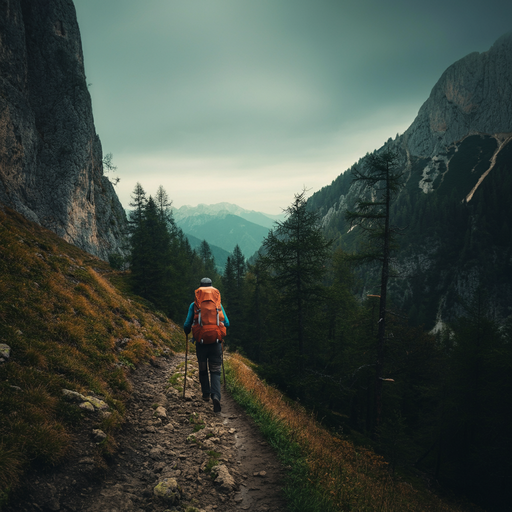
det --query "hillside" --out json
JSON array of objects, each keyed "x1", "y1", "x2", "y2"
[
  {"x1": 176, "y1": 213, "x2": 270, "y2": 259},
  {"x1": 0, "y1": 205, "x2": 182, "y2": 507},
  {"x1": 184, "y1": 233, "x2": 231, "y2": 272},
  {"x1": 308, "y1": 33, "x2": 512, "y2": 328}
]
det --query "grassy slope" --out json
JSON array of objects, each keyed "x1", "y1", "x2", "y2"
[
  {"x1": 226, "y1": 353, "x2": 480, "y2": 512},
  {"x1": 0, "y1": 207, "x2": 183, "y2": 504}
]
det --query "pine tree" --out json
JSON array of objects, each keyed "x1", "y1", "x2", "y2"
[
  {"x1": 261, "y1": 190, "x2": 332, "y2": 393},
  {"x1": 155, "y1": 185, "x2": 173, "y2": 224},
  {"x1": 345, "y1": 149, "x2": 405, "y2": 431},
  {"x1": 244, "y1": 258, "x2": 273, "y2": 363},
  {"x1": 198, "y1": 240, "x2": 216, "y2": 277},
  {"x1": 153, "y1": 185, "x2": 193, "y2": 317},
  {"x1": 222, "y1": 257, "x2": 236, "y2": 307},
  {"x1": 129, "y1": 193, "x2": 173, "y2": 314},
  {"x1": 232, "y1": 245, "x2": 246, "y2": 289},
  {"x1": 128, "y1": 183, "x2": 149, "y2": 295},
  {"x1": 223, "y1": 245, "x2": 247, "y2": 352},
  {"x1": 129, "y1": 182, "x2": 147, "y2": 231}
]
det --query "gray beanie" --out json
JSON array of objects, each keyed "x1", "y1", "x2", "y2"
[{"x1": 200, "y1": 277, "x2": 212, "y2": 286}]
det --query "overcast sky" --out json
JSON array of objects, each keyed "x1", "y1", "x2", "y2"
[{"x1": 73, "y1": 0, "x2": 512, "y2": 214}]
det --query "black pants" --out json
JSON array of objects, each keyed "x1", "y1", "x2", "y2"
[{"x1": 195, "y1": 342, "x2": 222, "y2": 401}]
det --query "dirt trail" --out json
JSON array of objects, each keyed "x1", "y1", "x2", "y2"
[{"x1": 6, "y1": 353, "x2": 288, "y2": 512}]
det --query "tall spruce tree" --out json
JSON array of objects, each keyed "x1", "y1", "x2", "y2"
[
  {"x1": 129, "y1": 190, "x2": 173, "y2": 313},
  {"x1": 198, "y1": 240, "x2": 216, "y2": 277},
  {"x1": 153, "y1": 185, "x2": 191, "y2": 317},
  {"x1": 155, "y1": 185, "x2": 173, "y2": 224},
  {"x1": 345, "y1": 149, "x2": 405, "y2": 431},
  {"x1": 221, "y1": 256, "x2": 238, "y2": 348},
  {"x1": 261, "y1": 190, "x2": 332, "y2": 394},
  {"x1": 227, "y1": 245, "x2": 246, "y2": 350},
  {"x1": 244, "y1": 258, "x2": 272, "y2": 363},
  {"x1": 128, "y1": 183, "x2": 149, "y2": 295},
  {"x1": 129, "y1": 182, "x2": 147, "y2": 230},
  {"x1": 232, "y1": 245, "x2": 246, "y2": 289},
  {"x1": 222, "y1": 257, "x2": 236, "y2": 308}
]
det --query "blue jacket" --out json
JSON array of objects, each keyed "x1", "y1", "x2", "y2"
[{"x1": 183, "y1": 302, "x2": 230, "y2": 334}]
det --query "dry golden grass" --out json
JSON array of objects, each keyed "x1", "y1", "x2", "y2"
[
  {"x1": 227, "y1": 352, "x2": 468, "y2": 512},
  {"x1": 0, "y1": 207, "x2": 184, "y2": 503}
]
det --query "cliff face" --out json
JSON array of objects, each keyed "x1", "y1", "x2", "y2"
[
  {"x1": 404, "y1": 32, "x2": 512, "y2": 158},
  {"x1": 0, "y1": 0, "x2": 126, "y2": 260},
  {"x1": 308, "y1": 33, "x2": 512, "y2": 327}
]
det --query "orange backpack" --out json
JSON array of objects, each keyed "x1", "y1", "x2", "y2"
[{"x1": 192, "y1": 286, "x2": 227, "y2": 344}]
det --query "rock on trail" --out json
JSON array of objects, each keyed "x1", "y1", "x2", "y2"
[{"x1": 5, "y1": 353, "x2": 287, "y2": 512}]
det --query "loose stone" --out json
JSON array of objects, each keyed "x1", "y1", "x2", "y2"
[
  {"x1": 92, "y1": 429, "x2": 107, "y2": 443},
  {"x1": 154, "y1": 406, "x2": 167, "y2": 418},
  {"x1": 79, "y1": 402, "x2": 95, "y2": 412},
  {"x1": 0, "y1": 344, "x2": 11, "y2": 361},
  {"x1": 153, "y1": 477, "x2": 182, "y2": 505}
]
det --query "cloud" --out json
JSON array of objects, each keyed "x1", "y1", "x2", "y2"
[
  {"x1": 74, "y1": 0, "x2": 512, "y2": 212},
  {"x1": 113, "y1": 100, "x2": 415, "y2": 214}
]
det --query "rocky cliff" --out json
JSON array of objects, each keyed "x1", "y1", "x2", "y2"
[
  {"x1": 308, "y1": 33, "x2": 512, "y2": 327},
  {"x1": 404, "y1": 32, "x2": 512, "y2": 158},
  {"x1": 0, "y1": 0, "x2": 126, "y2": 260}
]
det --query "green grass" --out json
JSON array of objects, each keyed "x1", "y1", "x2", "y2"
[
  {"x1": 225, "y1": 362, "x2": 336, "y2": 512},
  {"x1": 168, "y1": 372, "x2": 183, "y2": 391},
  {"x1": 189, "y1": 412, "x2": 205, "y2": 432},
  {"x1": 225, "y1": 354, "x2": 473, "y2": 512},
  {"x1": 205, "y1": 450, "x2": 222, "y2": 476}
]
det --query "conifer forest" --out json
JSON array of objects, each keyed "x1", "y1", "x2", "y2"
[{"x1": 124, "y1": 172, "x2": 512, "y2": 512}]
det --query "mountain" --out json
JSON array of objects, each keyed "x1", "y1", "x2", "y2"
[
  {"x1": 173, "y1": 203, "x2": 285, "y2": 230},
  {"x1": 308, "y1": 32, "x2": 512, "y2": 329},
  {"x1": 403, "y1": 32, "x2": 512, "y2": 159},
  {"x1": 0, "y1": 0, "x2": 126, "y2": 260},
  {"x1": 174, "y1": 207, "x2": 273, "y2": 258},
  {"x1": 184, "y1": 233, "x2": 231, "y2": 272}
]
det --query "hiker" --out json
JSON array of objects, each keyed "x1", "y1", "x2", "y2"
[{"x1": 183, "y1": 277, "x2": 229, "y2": 413}]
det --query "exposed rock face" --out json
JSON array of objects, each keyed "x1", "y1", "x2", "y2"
[
  {"x1": 404, "y1": 32, "x2": 512, "y2": 158},
  {"x1": 0, "y1": 0, "x2": 126, "y2": 260},
  {"x1": 308, "y1": 33, "x2": 512, "y2": 327}
]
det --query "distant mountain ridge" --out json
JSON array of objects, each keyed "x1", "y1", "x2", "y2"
[
  {"x1": 175, "y1": 212, "x2": 270, "y2": 259},
  {"x1": 173, "y1": 203, "x2": 285, "y2": 230},
  {"x1": 172, "y1": 202, "x2": 286, "y2": 259},
  {"x1": 308, "y1": 32, "x2": 512, "y2": 328},
  {"x1": 184, "y1": 233, "x2": 231, "y2": 272}
]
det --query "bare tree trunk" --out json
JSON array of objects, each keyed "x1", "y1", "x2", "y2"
[{"x1": 375, "y1": 161, "x2": 391, "y2": 431}]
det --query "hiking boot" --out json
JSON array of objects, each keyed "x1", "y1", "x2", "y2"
[
  {"x1": 202, "y1": 394, "x2": 210, "y2": 402},
  {"x1": 212, "y1": 397, "x2": 221, "y2": 413}
]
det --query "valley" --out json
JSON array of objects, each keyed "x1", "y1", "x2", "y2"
[{"x1": 1, "y1": 2, "x2": 511, "y2": 510}]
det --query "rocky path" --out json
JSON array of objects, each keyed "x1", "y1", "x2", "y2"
[{"x1": 7, "y1": 353, "x2": 288, "y2": 512}]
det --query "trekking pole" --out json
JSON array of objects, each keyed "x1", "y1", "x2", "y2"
[
  {"x1": 183, "y1": 333, "x2": 189, "y2": 399},
  {"x1": 221, "y1": 340, "x2": 226, "y2": 388}
]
